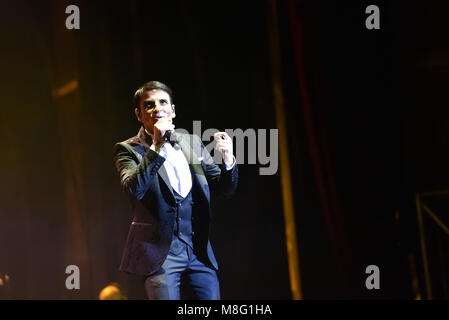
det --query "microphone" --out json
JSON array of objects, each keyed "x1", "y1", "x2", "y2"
[{"x1": 165, "y1": 130, "x2": 180, "y2": 150}]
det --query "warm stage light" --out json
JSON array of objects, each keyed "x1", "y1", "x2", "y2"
[
  {"x1": 55, "y1": 79, "x2": 78, "y2": 98},
  {"x1": 98, "y1": 283, "x2": 127, "y2": 300}
]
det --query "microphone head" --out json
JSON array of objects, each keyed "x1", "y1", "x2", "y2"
[{"x1": 166, "y1": 131, "x2": 179, "y2": 149}]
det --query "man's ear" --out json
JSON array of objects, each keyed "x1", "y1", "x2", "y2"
[
  {"x1": 134, "y1": 107, "x2": 142, "y2": 122},
  {"x1": 171, "y1": 104, "x2": 176, "y2": 118}
]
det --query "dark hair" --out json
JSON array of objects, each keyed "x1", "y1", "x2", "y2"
[{"x1": 132, "y1": 81, "x2": 174, "y2": 110}]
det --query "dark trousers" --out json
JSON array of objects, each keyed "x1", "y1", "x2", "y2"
[{"x1": 144, "y1": 238, "x2": 220, "y2": 300}]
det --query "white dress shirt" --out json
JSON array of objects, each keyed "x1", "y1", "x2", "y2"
[{"x1": 154, "y1": 142, "x2": 192, "y2": 197}]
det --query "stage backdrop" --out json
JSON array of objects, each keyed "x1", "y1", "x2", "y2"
[{"x1": 2, "y1": 0, "x2": 448, "y2": 300}]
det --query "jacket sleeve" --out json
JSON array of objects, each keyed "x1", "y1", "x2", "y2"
[
  {"x1": 113, "y1": 142, "x2": 166, "y2": 200},
  {"x1": 196, "y1": 135, "x2": 238, "y2": 198}
]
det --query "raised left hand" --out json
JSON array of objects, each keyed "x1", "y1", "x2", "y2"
[{"x1": 214, "y1": 132, "x2": 234, "y2": 167}]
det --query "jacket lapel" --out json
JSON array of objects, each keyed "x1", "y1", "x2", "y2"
[
  {"x1": 177, "y1": 134, "x2": 210, "y2": 201},
  {"x1": 158, "y1": 164, "x2": 175, "y2": 200},
  {"x1": 135, "y1": 127, "x2": 176, "y2": 203}
]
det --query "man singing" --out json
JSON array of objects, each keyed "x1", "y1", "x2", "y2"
[{"x1": 113, "y1": 81, "x2": 238, "y2": 299}]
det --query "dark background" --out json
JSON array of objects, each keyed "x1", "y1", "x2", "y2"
[{"x1": 0, "y1": 0, "x2": 448, "y2": 299}]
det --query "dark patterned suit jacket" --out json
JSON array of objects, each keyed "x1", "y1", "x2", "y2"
[{"x1": 113, "y1": 127, "x2": 238, "y2": 276}]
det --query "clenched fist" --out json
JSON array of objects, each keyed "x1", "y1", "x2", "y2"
[
  {"x1": 152, "y1": 118, "x2": 175, "y2": 147},
  {"x1": 214, "y1": 132, "x2": 234, "y2": 168}
]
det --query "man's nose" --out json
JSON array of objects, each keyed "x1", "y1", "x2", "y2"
[{"x1": 153, "y1": 102, "x2": 163, "y2": 111}]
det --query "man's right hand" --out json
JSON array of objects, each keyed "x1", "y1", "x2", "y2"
[{"x1": 152, "y1": 118, "x2": 175, "y2": 147}]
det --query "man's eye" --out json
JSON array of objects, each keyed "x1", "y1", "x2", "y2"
[{"x1": 160, "y1": 100, "x2": 167, "y2": 105}]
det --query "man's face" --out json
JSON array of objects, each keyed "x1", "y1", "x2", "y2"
[{"x1": 135, "y1": 89, "x2": 176, "y2": 134}]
